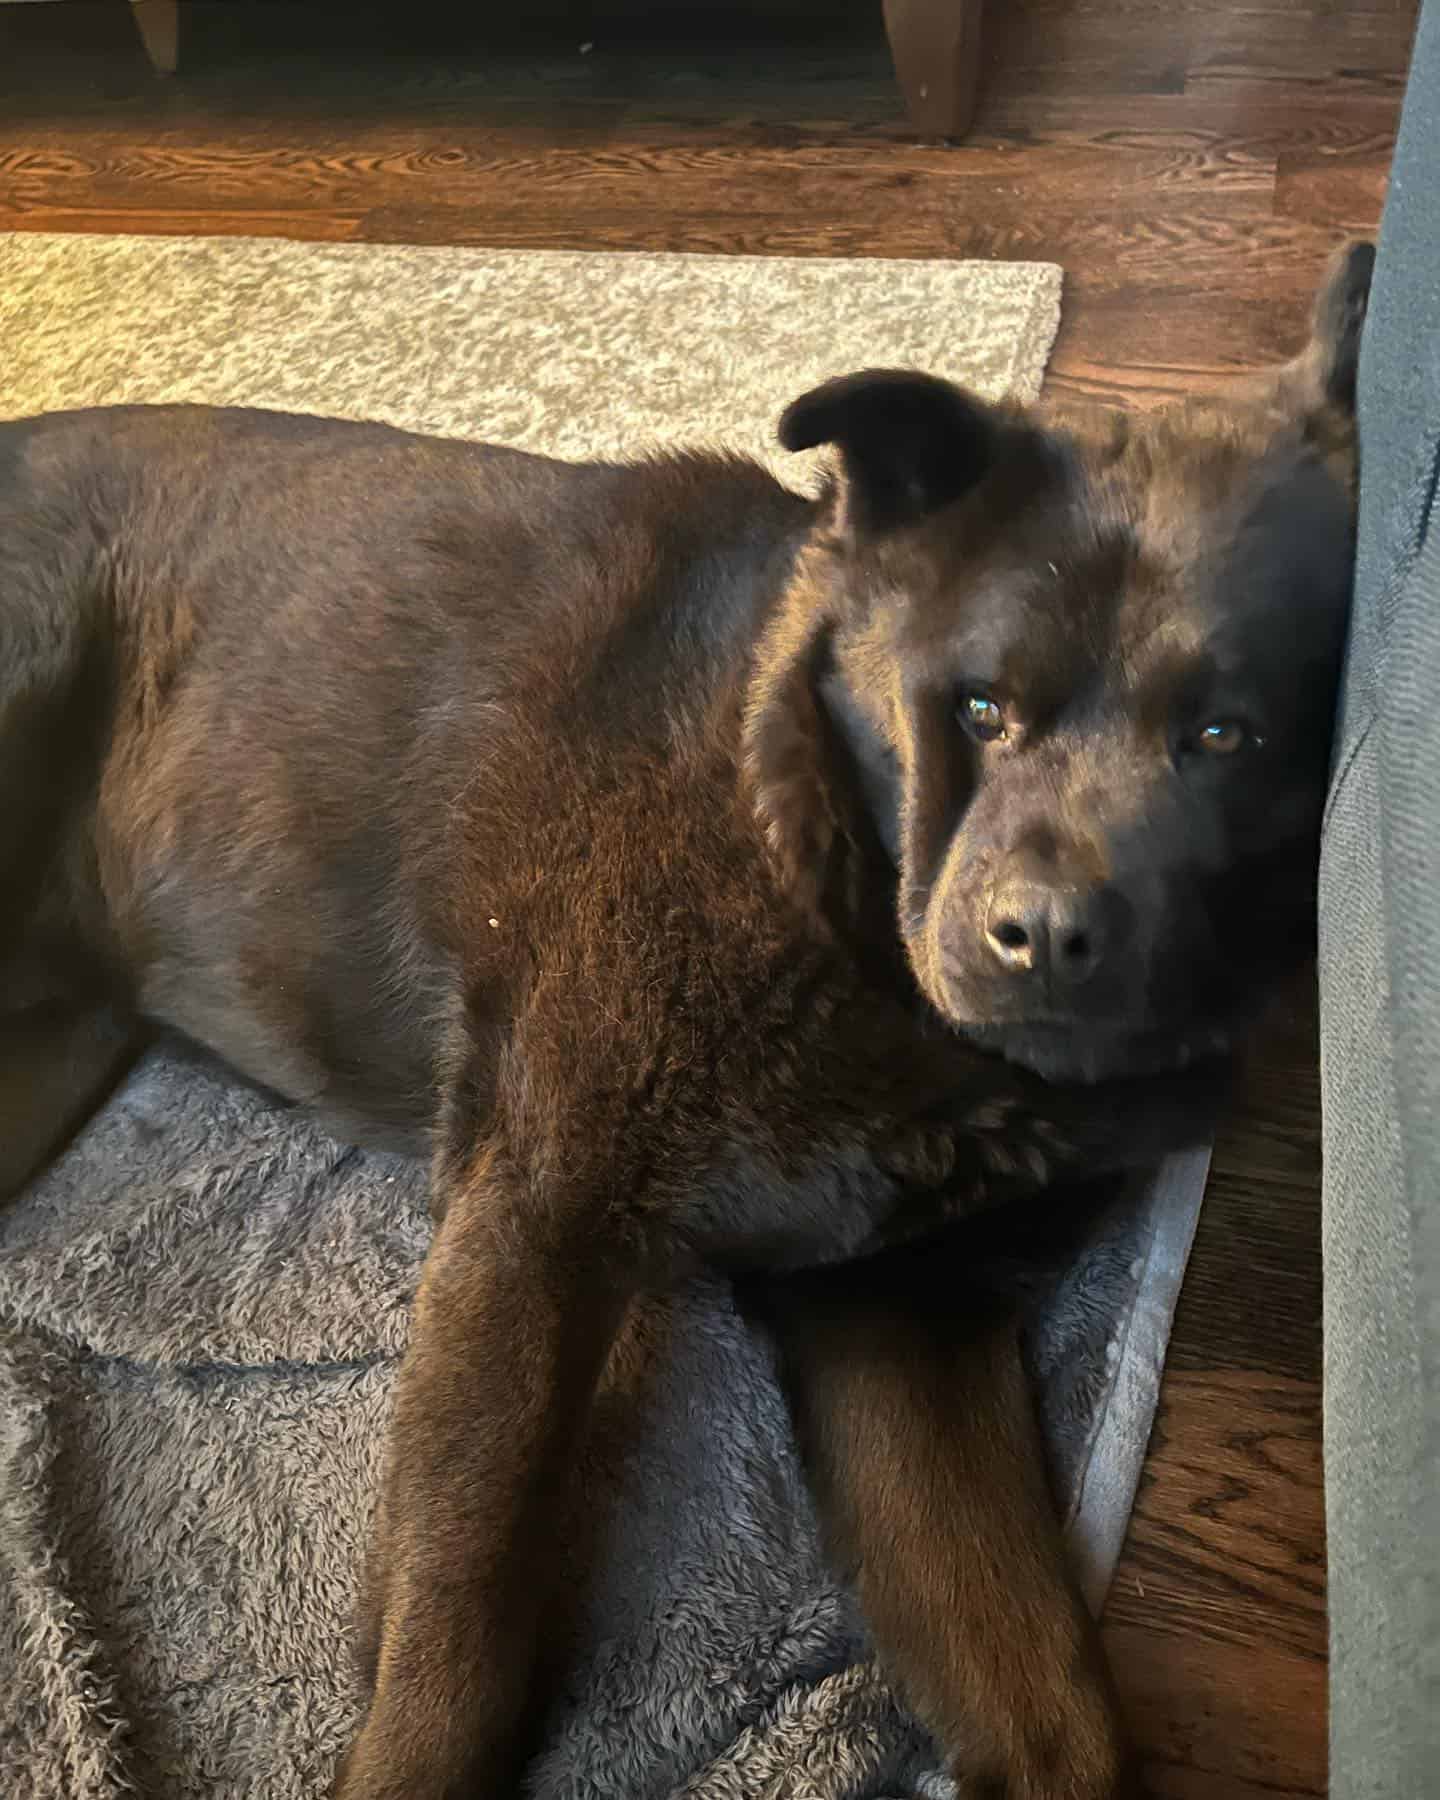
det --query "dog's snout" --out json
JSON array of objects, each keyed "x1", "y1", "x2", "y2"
[{"x1": 984, "y1": 882, "x2": 1108, "y2": 986}]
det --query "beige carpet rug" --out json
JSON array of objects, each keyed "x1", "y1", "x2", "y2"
[
  {"x1": 0, "y1": 234, "x2": 1206, "y2": 1800},
  {"x1": 0, "y1": 232, "x2": 1060, "y2": 464}
]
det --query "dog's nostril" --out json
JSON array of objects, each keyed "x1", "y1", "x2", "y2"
[
  {"x1": 985, "y1": 881, "x2": 1111, "y2": 983},
  {"x1": 985, "y1": 912, "x2": 1036, "y2": 972}
]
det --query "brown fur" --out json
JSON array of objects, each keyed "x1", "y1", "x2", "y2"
[{"x1": 0, "y1": 246, "x2": 1372, "y2": 1799}]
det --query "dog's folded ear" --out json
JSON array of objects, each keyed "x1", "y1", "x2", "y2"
[{"x1": 778, "y1": 370, "x2": 997, "y2": 537}]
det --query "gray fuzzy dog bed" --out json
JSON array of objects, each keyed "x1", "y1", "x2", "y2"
[
  {"x1": 0, "y1": 233, "x2": 1208, "y2": 1799},
  {"x1": 0, "y1": 1043, "x2": 1206, "y2": 1800}
]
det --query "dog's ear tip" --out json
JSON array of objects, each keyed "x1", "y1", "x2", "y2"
[
  {"x1": 776, "y1": 395, "x2": 821, "y2": 455},
  {"x1": 1339, "y1": 238, "x2": 1377, "y2": 277},
  {"x1": 1309, "y1": 238, "x2": 1377, "y2": 414},
  {"x1": 1325, "y1": 239, "x2": 1377, "y2": 320}
]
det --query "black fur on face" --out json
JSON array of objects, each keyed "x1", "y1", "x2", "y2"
[{"x1": 766, "y1": 243, "x2": 1371, "y2": 1081}]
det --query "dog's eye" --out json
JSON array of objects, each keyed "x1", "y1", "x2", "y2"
[
  {"x1": 1195, "y1": 720, "x2": 1248, "y2": 756},
  {"x1": 960, "y1": 693, "x2": 1007, "y2": 742}
]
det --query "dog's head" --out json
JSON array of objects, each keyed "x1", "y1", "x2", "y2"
[{"x1": 748, "y1": 243, "x2": 1372, "y2": 1081}]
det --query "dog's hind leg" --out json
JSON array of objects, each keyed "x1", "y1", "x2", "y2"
[
  {"x1": 0, "y1": 1001, "x2": 142, "y2": 1201},
  {"x1": 1, "y1": 421, "x2": 136, "y2": 1198}
]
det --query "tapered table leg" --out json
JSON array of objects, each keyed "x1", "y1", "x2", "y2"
[
  {"x1": 132, "y1": 0, "x2": 179, "y2": 77},
  {"x1": 883, "y1": 0, "x2": 985, "y2": 139}
]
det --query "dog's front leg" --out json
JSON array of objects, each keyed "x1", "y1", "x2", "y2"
[
  {"x1": 335, "y1": 1143, "x2": 633, "y2": 1800},
  {"x1": 756, "y1": 1238, "x2": 1141, "y2": 1800}
]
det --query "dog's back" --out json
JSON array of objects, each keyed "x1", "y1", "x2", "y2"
[{"x1": 1, "y1": 404, "x2": 813, "y2": 1159}]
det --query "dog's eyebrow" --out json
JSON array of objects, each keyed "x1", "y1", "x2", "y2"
[
  {"x1": 1118, "y1": 607, "x2": 1208, "y2": 669},
  {"x1": 1137, "y1": 642, "x2": 1213, "y2": 695},
  {"x1": 1132, "y1": 644, "x2": 1267, "y2": 731}
]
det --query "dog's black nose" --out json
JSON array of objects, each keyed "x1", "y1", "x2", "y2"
[{"x1": 985, "y1": 883, "x2": 1106, "y2": 985}]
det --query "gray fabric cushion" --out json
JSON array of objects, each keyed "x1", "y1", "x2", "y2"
[{"x1": 1319, "y1": 2, "x2": 1440, "y2": 1791}]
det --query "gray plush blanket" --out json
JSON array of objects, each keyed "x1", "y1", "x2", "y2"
[{"x1": 0, "y1": 1044, "x2": 1207, "y2": 1800}]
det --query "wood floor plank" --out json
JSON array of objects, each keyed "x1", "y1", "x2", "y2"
[
  {"x1": 1108, "y1": 1616, "x2": 1328, "y2": 1797},
  {"x1": 1106, "y1": 1365, "x2": 1328, "y2": 1795},
  {"x1": 1275, "y1": 152, "x2": 1395, "y2": 230},
  {"x1": 0, "y1": 134, "x2": 1278, "y2": 219},
  {"x1": 0, "y1": 204, "x2": 365, "y2": 242},
  {"x1": 1107, "y1": 1370, "x2": 1327, "y2": 1655}
]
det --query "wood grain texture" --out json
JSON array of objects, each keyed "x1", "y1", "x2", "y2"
[{"x1": 0, "y1": 3, "x2": 1421, "y2": 1794}]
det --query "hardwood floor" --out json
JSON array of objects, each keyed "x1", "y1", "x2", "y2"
[{"x1": 0, "y1": 3, "x2": 1421, "y2": 1794}]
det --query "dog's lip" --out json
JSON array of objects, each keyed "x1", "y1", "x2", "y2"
[
  {"x1": 954, "y1": 1017, "x2": 1145, "y2": 1053},
  {"x1": 954, "y1": 1021, "x2": 1196, "y2": 1085},
  {"x1": 953, "y1": 1013, "x2": 1233, "y2": 1077},
  {"x1": 944, "y1": 1004, "x2": 1144, "y2": 1038},
  {"x1": 953, "y1": 1008, "x2": 1106, "y2": 1029},
  {"x1": 935, "y1": 950, "x2": 1128, "y2": 1012}
]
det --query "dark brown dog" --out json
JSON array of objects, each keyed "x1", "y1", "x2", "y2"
[{"x1": 0, "y1": 244, "x2": 1370, "y2": 1799}]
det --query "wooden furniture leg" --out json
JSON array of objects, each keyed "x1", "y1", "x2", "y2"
[
  {"x1": 132, "y1": 0, "x2": 179, "y2": 76},
  {"x1": 883, "y1": 0, "x2": 985, "y2": 140}
]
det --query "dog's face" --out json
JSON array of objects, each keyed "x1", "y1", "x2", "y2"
[{"x1": 752, "y1": 245, "x2": 1371, "y2": 1081}]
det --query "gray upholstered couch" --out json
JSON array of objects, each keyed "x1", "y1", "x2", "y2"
[{"x1": 1319, "y1": 0, "x2": 1440, "y2": 1792}]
